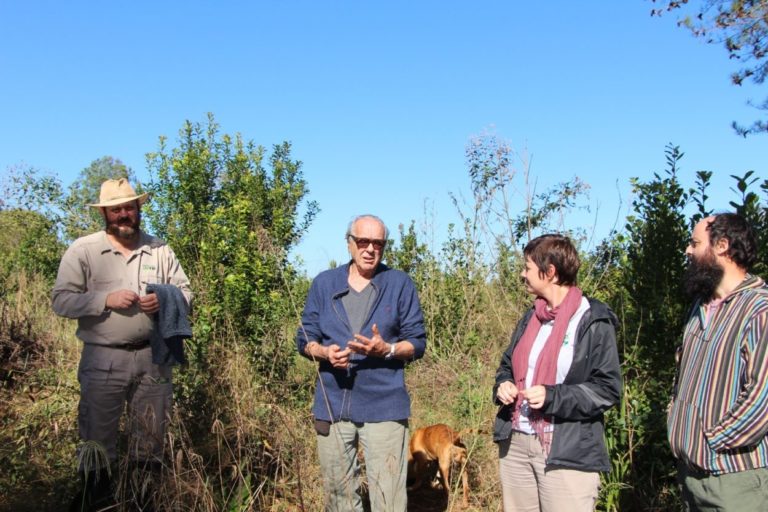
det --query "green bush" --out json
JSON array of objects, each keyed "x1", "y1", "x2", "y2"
[{"x1": 0, "y1": 209, "x2": 64, "y2": 287}]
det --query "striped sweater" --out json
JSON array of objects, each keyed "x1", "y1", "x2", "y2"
[{"x1": 668, "y1": 275, "x2": 768, "y2": 474}]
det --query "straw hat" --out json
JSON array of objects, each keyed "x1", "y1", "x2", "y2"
[{"x1": 87, "y1": 178, "x2": 148, "y2": 208}]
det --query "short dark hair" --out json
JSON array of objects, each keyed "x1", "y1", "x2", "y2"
[
  {"x1": 523, "y1": 234, "x2": 580, "y2": 286},
  {"x1": 707, "y1": 213, "x2": 757, "y2": 270}
]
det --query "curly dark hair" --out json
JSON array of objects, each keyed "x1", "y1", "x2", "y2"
[
  {"x1": 523, "y1": 234, "x2": 580, "y2": 286},
  {"x1": 706, "y1": 213, "x2": 757, "y2": 270}
]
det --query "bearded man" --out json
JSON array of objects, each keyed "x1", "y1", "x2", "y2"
[
  {"x1": 52, "y1": 178, "x2": 192, "y2": 510},
  {"x1": 668, "y1": 213, "x2": 768, "y2": 511}
]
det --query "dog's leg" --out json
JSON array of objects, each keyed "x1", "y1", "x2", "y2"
[
  {"x1": 460, "y1": 463, "x2": 469, "y2": 508},
  {"x1": 438, "y1": 455, "x2": 451, "y2": 503},
  {"x1": 451, "y1": 445, "x2": 470, "y2": 508}
]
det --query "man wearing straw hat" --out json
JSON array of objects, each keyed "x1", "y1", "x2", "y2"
[
  {"x1": 297, "y1": 214, "x2": 427, "y2": 512},
  {"x1": 52, "y1": 178, "x2": 192, "y2": 509}
]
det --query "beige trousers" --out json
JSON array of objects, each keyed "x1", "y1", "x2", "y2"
[
  {"x1": 316, "y1": 420, "x2": 409, "y2": 512},
  {"x1": 78, "y1": 343, "x2": 172, "y2": 466},
  {"x1": 498, "y1": 431, "x2": 600, "y2": 512}
]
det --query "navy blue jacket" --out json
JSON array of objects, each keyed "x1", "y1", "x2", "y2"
[{"x1": 297, "y1": 263, "x2": 427, "y2": 423}]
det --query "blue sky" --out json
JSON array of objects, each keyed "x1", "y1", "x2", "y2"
[{"x1": 1, "y1": 1, "x2": 765, "y2": 276}]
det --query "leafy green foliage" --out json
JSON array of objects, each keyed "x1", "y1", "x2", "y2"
[
  {"x1": 385, "y1": 221, "x2": 429, "y2": 275},
  {"x1": 624, "y1": 144, "x2": 689, "y2": 366},
  {"x1": 0, "y1": 209, "x2": 64, "y2": 287},
  {"x1": 144, "y1": 114, "x2": 319, "y2": 409},
  {"x1": 605, "y1": 144, "x2": 691, "y2": 509},
  {"x1": 690, "y1": 170, "x2": 713, "y2": 224}
]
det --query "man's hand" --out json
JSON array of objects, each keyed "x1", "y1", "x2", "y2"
[
  {"x1": 497, "y1": 381, "x2": 519, "y2": 405},
  {"x1": 105, "y1": 289, "x2": 139, "y2": 310},
  {"x1": 139, "y1": 292, "x2": 160, "y2": 314},
  {"x1": 305, "y1": 342, "x2": 352, "y2": 369},
  {"x1": 349, "y1": 324, "x2": 389, "y2": 358},
  {"x1": 327, "y1": 344, "x2": 352, "y2": 369},
  {"x1": 522, "y1": 385, "x2": 547, "y2": 410}
]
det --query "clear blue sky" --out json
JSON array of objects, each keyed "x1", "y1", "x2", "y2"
[{"x1": 1, "y1": 1, "x2": 765, "y2": 276}]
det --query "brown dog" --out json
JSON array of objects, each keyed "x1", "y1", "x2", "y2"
[{"x1": 407, "y1": 423, "x2": 470, "y2": 507}]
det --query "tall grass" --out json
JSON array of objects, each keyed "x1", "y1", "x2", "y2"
[
  {"x1": 0, "y1": 271, "x2": 80, "y2": 510},
  {"x1": 0, "y1": 252, "x2": 523, "y2": 511},
  {"x1": 0, "y1": 229, "x2": 671, "y2": 511}
]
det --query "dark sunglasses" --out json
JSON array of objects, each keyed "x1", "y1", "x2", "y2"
[{"x1": 348, "y1": 235, "x2": 386, "y2": 250}]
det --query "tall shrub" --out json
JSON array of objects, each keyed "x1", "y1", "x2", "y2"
[
  {"x1": 144, "y1": 114, "x2": 318, "y2": 407},
  {"x1": 609, "y1": 144, "x2": 691, "y2": 510}
]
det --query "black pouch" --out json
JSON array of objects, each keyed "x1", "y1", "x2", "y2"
[{"x1": 314, "y1": 418, "x2": 331, "y2": 436}]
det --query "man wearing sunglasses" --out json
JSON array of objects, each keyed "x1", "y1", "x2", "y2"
[{"x1": 297, "y1": 214, "x2": 427, "y2": 511}]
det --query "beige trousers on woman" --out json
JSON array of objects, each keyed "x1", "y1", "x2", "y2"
[{"x1": 498, "y1": 431, "x2": 600, "y2": 512}]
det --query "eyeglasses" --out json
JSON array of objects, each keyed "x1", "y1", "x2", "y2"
[{"x1": 348, "y1": 235, "x2": 386, "y2": 251}]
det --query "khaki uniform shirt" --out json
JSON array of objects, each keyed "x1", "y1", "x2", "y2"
[{"x1": 52, "y1": 231, "x2": 192, "y2": 346}]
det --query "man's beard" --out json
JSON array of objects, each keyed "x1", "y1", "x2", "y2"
[
  {"x1": 683, "y1": 251, "x2": 724, "y2": 303},
  {"x1": 106, "y1": 212, "x2": 140, "y2": 240}
]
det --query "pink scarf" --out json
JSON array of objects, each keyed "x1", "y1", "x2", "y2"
[{"x1": 511, "y1": 286, "x2": 583, "y2": 453}]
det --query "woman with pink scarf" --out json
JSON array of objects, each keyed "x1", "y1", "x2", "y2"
[{"x1": 493, "y1": 234, "x2": 621, "y2": 512}]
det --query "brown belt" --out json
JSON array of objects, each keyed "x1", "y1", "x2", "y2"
[{"x1": 112, "y1": 340, "x2": 151, "y2": 351}]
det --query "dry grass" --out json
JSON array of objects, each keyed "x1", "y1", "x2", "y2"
[
  {"x1": 406, "y1": 347, "x2": 506, "y2": 511},
  {"x1": 0, "y1": 272, "x2": 81, "y2": 510},
  {"x1": 0, "y1": 268, "x2": 521, "y2": 511}
]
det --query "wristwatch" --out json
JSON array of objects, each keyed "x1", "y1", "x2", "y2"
[{"x1": 384, "y1": 342, "x2": 396, "y2": 360}]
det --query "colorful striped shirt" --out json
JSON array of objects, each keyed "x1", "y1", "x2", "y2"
[{"x1": 668, "y1": 275, "x2": 768, "y2": 474}]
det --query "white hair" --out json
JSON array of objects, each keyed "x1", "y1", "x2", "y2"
[{"x1": 345, "y1": 214, "x2": 389, "y2": 240}]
